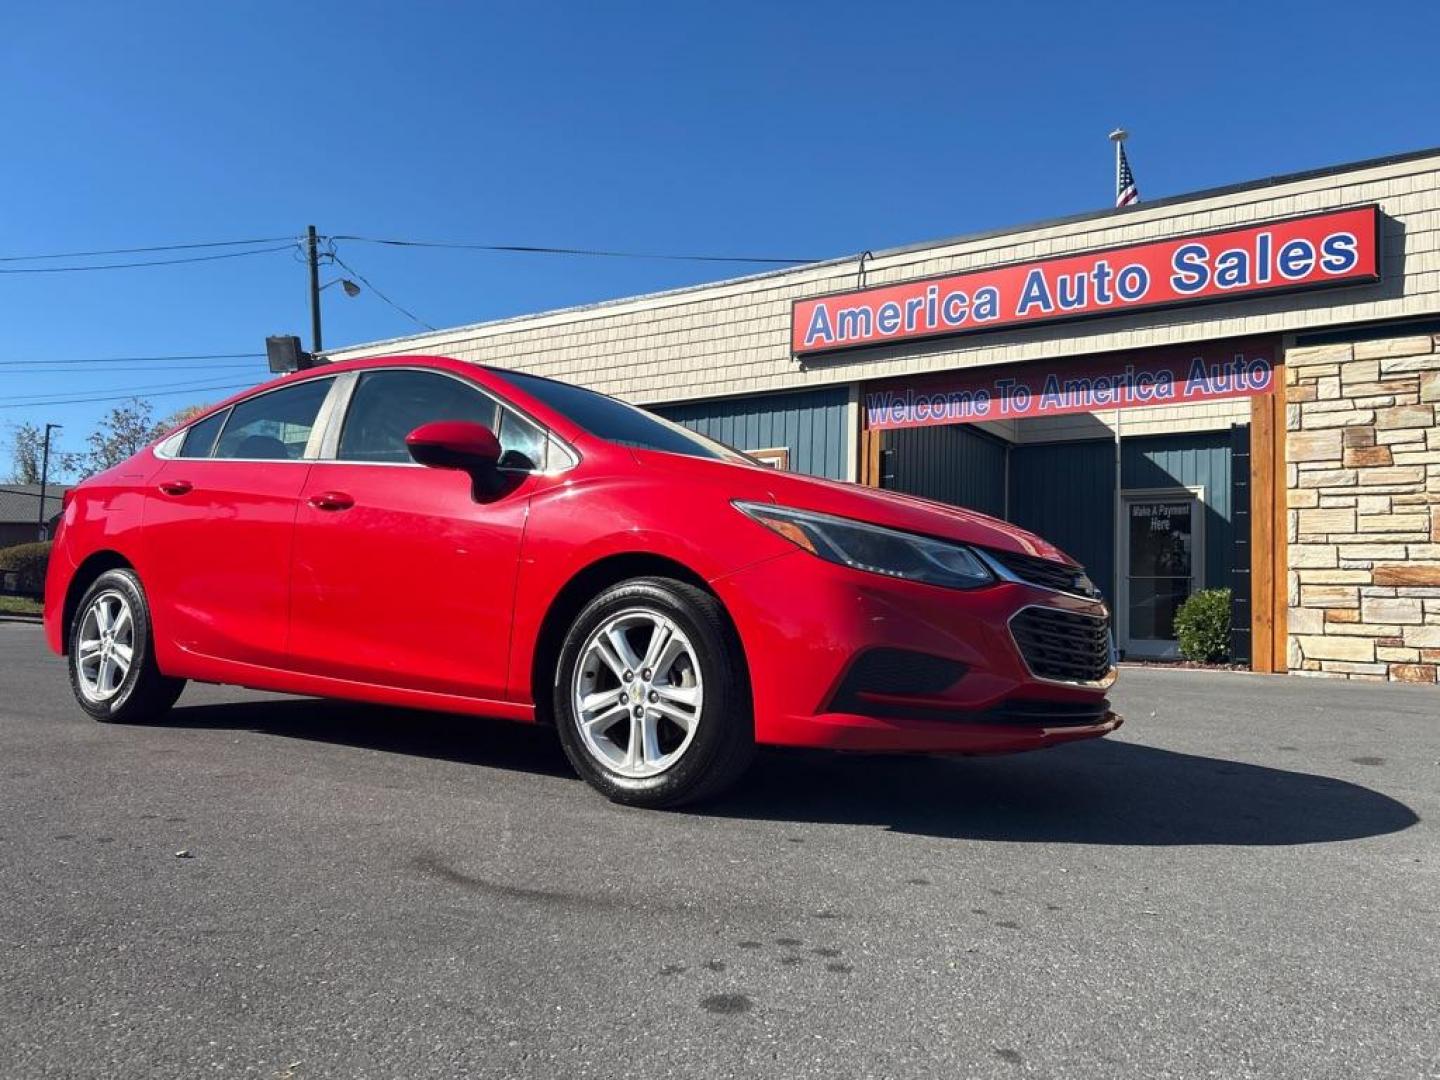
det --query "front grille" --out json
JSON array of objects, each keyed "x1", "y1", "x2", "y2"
[
  {"x1": 979, "y1": 699, "x2": 1112, "y2": 726},
  {"x1": 1010, "y1": 606, "x2": 1113, "y2": 683},
  {"x1": 986, "y1": 548, "x2": 1093, "y2": 596}
]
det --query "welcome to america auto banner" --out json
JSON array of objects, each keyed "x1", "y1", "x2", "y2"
[{"x1": 862, "y1": 340, "x2": 1277, "y2": 431}]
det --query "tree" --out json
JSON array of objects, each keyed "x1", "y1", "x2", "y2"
[
  {"x1": 7, "y1": 400, "x2": 215, "y2": 483},
  {"x1": 78, "y1": 398, "x2": 160, "y2": 475},
  {"x1": 69, "y1": 399, "x2": 213, "y2": 478},
  {"x1": 153, "y1": 403, "x2": 209, "y2": 434},
  {"x1": 7, "y1": 422, "x2": 80, "y2": 484},
  {"x1": 7, "y1": 423, "x2": 44, "y2": 484}
]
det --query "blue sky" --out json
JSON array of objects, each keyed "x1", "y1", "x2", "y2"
[{"x1": 3, "y1": 0, "x2": 1438, "y2": 476}]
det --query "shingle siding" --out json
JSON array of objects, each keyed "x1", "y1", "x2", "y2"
[{"x1": 330, "y1": 154, "x2": 1440, "y2": 414}]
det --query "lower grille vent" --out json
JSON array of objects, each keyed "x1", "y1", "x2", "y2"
[{"x1": 1010, "y1": 607, "x2": 1112, "y2": 683}]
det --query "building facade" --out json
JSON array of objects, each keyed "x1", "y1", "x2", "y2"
[
  {"x1": 330, "y1": 148, "x2": 1440, "y2": 683},
  {"x1": 0, "y1": 484, "x2": 68, "y2": 550}
]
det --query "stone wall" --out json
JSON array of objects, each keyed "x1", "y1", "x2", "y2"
[{"x1": 1287, "y1": 334, "x2": 1440, "y2": 682}]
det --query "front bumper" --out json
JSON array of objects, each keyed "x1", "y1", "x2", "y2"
[{"x1": 710, "y1": 550, "x2": 1121, "y2": 754}]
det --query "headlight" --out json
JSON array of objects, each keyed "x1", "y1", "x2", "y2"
[{"x1": 734, "y1": 501, "x2": 994, "y2": 590}]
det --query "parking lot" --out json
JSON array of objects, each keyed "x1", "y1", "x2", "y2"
[{"x1": 1, "y1": 620, "x2": 1436, "y2": 1079}]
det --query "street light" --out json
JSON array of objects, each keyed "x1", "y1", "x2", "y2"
[
  {"x1": 37, "y1": 423, "x2": 61, "y2": 542},
  {"x1": 321, "y1": 278, "x2": 362, "y2": 298},
  {"x1": 269, "y1": 278, "x2": 359, "y2": 372}
]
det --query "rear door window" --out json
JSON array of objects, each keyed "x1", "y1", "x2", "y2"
[
  {"x1": 213, "y1": 378, "x2": 332, "y2": 460},
  {"x1": 177, "y1": 410, "x2": 228, "y2": 458}
]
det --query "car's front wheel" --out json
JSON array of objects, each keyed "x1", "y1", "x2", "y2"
[
  {"x1": 68, "y1": 569, "x2": 185, "y2": 723},
  {"x1": 554, "y1": 577, "x2": 754, "y2": 807}
]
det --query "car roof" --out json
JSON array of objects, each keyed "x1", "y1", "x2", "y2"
[{"x1": 186, "y1": 354, "x2": 593, "y2": 445}]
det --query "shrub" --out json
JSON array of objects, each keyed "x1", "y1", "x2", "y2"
[
  {"x1": 1174, "y1": 587, "x2": 1232, "y2": 663},
  {"x1": 0, "y1": 541, "x2": 52, "y2": 596}
]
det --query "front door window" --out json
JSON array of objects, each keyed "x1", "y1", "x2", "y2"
[{"x1": 1125, "y1": 497, "x2": 1198, "y2": 657}]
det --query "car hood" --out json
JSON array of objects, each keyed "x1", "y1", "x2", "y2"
[{"x1": 629, "y1": 449, "x2": 1077, "y2": 565}]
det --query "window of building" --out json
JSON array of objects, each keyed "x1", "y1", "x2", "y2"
[{"x1": 745, "y1": 447, "x2": 790, "y2": 470}]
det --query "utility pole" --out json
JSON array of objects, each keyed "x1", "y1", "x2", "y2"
[
  {"x1": 37, "y1": 423, "x2": 60, "y2": 541},
  {"x1": 307, "y1": 225, "x2": 323, "y2": 354}
]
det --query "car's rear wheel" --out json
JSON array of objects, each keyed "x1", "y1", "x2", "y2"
[
  {"x1": 68, "y1": 569, "x2": 185, "y2": 723},
  {"x1": 554, "y1": 577, "x2": 753, "y2": 807}
]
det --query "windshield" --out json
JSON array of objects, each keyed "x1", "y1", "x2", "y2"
[{"x1": 493, "y1": 370, "x2": 754, "y2": 463}]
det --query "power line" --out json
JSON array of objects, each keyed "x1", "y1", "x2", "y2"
[
  {"x1": 0, "y1": 382, "x2": 254, "y2": 410},
  {"x1": 0, "y1": 243, "x2": 298, "y2": 275},
  {"x1": 0, "y1": 352, "x2": 264, "y2": 367},
  {"x1": 0, "y1": 232, "x2": 819, "y2": 277},
  {"x1": 2, "y1": 373, "x2": 265, "y2": 405},
  {"x1": 330, "y1": 251, "x2": 435, "y2": 331},
  {"x1": 0, "y1": 236, "x2": 296, "y2": 264},
  {"x1": 329, "y1": 234, "x2": 819, "y2": 265},
  {"x1": 3, "y1": 362, "x2": 261, "y2": 375}
]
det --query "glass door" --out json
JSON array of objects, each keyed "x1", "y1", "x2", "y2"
[{"x1": 1123, "y1": 495, "x2": 1201, "y2": 659}]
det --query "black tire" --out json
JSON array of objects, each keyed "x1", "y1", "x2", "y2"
[
  {"x1": 67, "y1": 568, "x2": 186, "y2": 723},
  {"x1": 553, "y1": 576, "x2": 754, "y2": 808}
]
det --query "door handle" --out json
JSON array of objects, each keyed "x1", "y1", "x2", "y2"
[
  {"x1": 158, "y1": 480, "x2": 193, "y2": 496},
  {"x1": 308, "y1": 491, "x2": 355, "y2": 512}
]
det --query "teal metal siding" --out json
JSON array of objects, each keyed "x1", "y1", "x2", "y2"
[
  {"x1": 1007, "y1": 430, "x2": 1237, "y2": 607},
  {"x1": 1122, "y1": 431, "x2": 1235, "y2": 594},
  {"x1": 1008, "y1": 441, "x2": 1118, "y2": 601},
  {"x1": 653, "y1": 388, "x2": 851, "y2": 480},
  {"x1": 880, "y1": 425, "x2": 1007, "y2": 518}
]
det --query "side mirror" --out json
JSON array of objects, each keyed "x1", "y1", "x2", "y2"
[{"x1": 405, "y1": 421, "x2": 502, "y2": 471}]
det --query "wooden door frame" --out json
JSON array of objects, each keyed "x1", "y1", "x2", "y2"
[{"x1": 1249, "y1": 356, "x2": 1289, "y2": 673}]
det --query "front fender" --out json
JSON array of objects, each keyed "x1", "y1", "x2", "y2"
[{"x1": 505, "y1": 473, "x2": 793, "y2": 703}]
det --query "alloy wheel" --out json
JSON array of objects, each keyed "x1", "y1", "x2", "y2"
[
  {"x1": 75, "y1": 589, "x2": 135, "y2": 703},
  {"x1": 572, "y1": 607, "x2": 704, "y2": 778}
]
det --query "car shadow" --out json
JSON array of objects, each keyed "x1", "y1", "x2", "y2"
[
  {"x1": 158, "y1": 698, "x2": 1417, "y2": 846},
  {"x1": 163, "y1": 697, "x2": 576, "y2": 779},
  {"x1": 705, "y1": 739, "x2": 1420, "y2": 846}
]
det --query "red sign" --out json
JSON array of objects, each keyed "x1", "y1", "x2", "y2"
[
  {"x1": 863, "y1": 340, "x2": 1276, "y2": 431},
  {"x1": 793, "y1": 206, "x2": 1379, "y2": 356}
]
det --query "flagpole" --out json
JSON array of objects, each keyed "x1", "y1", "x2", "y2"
[
  {"x1": 1108, "y1": 127, "x2": 1127, "y2": 652},
  {"x1": 1109, "y1": 127, "x2": 1127, "y2": 203}
]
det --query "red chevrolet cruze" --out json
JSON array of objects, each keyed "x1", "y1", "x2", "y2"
[{"x1": 45, "y1": 355, "x2": 1120, "y2": 806}]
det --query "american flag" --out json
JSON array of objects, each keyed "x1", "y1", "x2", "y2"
[{"x1": 1116, "y1": 143, "x2": 1139, "y2": 207}]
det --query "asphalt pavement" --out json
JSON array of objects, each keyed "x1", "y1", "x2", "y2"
[{"x1": 1, "y1": 621, "x2": 1436, "y2": 1079}]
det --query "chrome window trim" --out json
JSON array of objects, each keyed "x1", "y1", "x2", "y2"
[
  {"x1": 149, "y1": 375, "x2": 345, "y2": 465},
  {"x1": 314, "y1": 364, "x2": 580, "y2": 476},
  {"x1": 153, "y1": 407, "x2": 236, "y2": 461},
  {"x1": 213, "y1": 376, "x2": 335, "y2": 462},
  {"x1": 1006, "y1": 603, "x2": 1119, "y2": 692}
]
